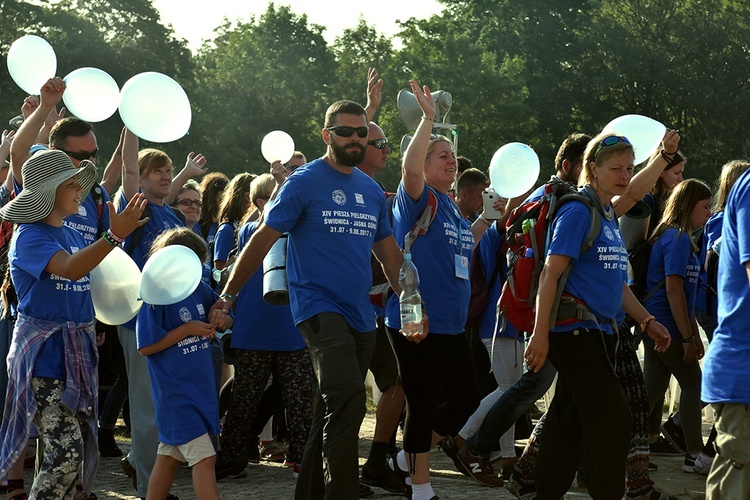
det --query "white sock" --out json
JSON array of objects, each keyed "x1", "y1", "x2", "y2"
[{"x1": 411, "y1": 482, "x2": 435, "y2": 500}]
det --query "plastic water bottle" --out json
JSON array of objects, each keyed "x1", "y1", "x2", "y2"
[{"x1": 399, "y1": 253, "x2": 423, "y2": 336}]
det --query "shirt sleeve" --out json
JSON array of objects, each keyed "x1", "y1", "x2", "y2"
[
  {"x1": 548, "y1": 202, "x2": 590, "y2": 261},
  {"x1": 13, "y1": 226, "x2": 68, "y2": 280},
  {"x1": 662, "y1": 230, "x2": 692, "y2": 278}
]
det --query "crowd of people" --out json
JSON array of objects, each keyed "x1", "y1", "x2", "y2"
[{"x1": 0, "y1": 67, "x2": 747, "y2": 500}]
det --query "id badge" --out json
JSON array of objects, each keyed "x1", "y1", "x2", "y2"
[{"x1": 455, "y1": 254, "x2": 469, "y2": 279}]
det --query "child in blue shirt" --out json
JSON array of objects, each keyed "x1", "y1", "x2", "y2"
[{"x1": 136, "y1": 227, "x2": 232, "y2": 500}]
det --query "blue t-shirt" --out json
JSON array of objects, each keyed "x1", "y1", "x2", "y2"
[
  {"x1": 230, "y1": 221, "x2": 305, "y2": 351},
  {"x1": 385, "y1": 183, "x2": 474, "y2": 334},
  {"x1": 702, "y1": 169, "x2": 750, "y2": 405},
  {"x1": 213, "y1": 221, "x2": 236, "y2": 264},
  {"x1": 206, "y1": 221, "x2": 219, "y2": 248},
  {"x1": 10, "y1": 223, "x2": 95, "y2": 379},
  {"x1": 136, "y1": 282, "x2": 221, "y2": 445},
  {"x1": 644, "y1": 228, "x2": 700, "y2": 337},
  {"x1": 64, "y1": 184, "x2": 111, "y2": 246},
  {"x1": 119, "y1": 193, "x2": 184, "y2": 329},
  {"x1": 263, "y1": 158, "x2": 392, "y2": 332},
  {"x1": 548, "y1": 199, "x2": 627, "y2": 333},
  {"x1": 476, "y1": 224, "x2": 519, "y2": 340}
]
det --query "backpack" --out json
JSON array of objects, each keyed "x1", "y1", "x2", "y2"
[
  {"x1": 497, "y1": 181, "x2": 603, "y2": 333},
  {"x1": 705, "y1": 236, "x2": 720, "y2": 311},
  {"x1": 369, "y1": 190, "x2": 438, "y2": 309},
  {"x1": 465, "y1": 236, "x2": 507, "y2": 329}
]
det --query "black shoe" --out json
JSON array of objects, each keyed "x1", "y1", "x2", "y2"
[
  {"x1": 361, "y1": 463, "x2": 407, "y2": 494},
  {"x1": 359, "y1": 483, "x2": 374, "y2": 498},
  {"x1": 98, "y1": 428, "x2": 123, "y2": 457},
  {"x1": 650, "y1": 436, "x2": 681, "y2": 456},
  {"x1": 215, "y1": 454, "x2": 249, "y2": 481},
  {"x1": 660, "y1": 417, "x2": 687, "y2": 455},
  {"x1": 438, "y1": 436, "x2": 468, "y2": 476},
  {"x1": 388, "y1": 457, "x2": 412, "y2": 499}
]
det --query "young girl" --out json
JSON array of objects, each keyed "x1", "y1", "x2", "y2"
[
  {"x1": 643, "y1": 178, "x2": 712, "y2": 472},
  {"x1": 136, "y1": 227, "x2": 232, "y2": 500},
  {"x1": 0, "y1": 149, "x2": 146, "y2": 498}
]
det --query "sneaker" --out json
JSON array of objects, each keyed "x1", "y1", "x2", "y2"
[
  {"x1": 660, "y1": 417, "x2": 687, "y2": 455},
  {"x1": 438, "y1": 436, "x2": 468, "y2": 476},
  {"x1": 506, "y1": 475, "x2": 536, "y2": 500},
  {"x1": 649, "y1": 436, "x2": 681, "y2": 456},
  {"x1": 361, "y1": 463, "x2": 407, "y2": 494},
  {"x1": 456, "y1": 447, "x2": 504, "y2": 487},
  {"x1": 682, "y1": 453, "x2": 698, "y2": 473},
  {"x1": 215, "y1": 454, "x2": 249, "y2": 481},
  {"x1": 98, "y1": 428, "x2": 123, "y2": 458},
  {"x1": 693, "y1": 452, "x2": 714, "y2": 475}
]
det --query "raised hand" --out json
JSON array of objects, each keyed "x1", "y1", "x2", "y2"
[
  {"x1": 39, "y1": 77, "x2": 65, "y2": 110},
  {"x1": 108, "y1": 193, "x2": 149, "y2": 240},
  {"x1": 0, "y1": 130, "x2": 15, "y2": 151},
  {"x1": 366, "y1": 67, "x2": 383, "y2": 114},
  {"x1": 21, "y1": 95, "x2": 39, "y2": 119},
  {"x1": 183, "y1": 151, "x2": 208, "y2": 178},
  {"x1": 662, "y1": 129, "x2": 680, "y2": 155},
  {"x1": 409, "y1": 79, "x2": 435, "y2": 120}
]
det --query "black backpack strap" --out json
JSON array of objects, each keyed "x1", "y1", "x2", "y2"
[{"x1": 90, "y1": 184, "x2": 107, "y2": 236}]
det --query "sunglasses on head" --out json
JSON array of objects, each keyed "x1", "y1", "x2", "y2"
[
  {"x1": 367, "y1": 139, "x2": 389, "y2": 150},
  {"x1": 177, "y1": 199, "x2": 201, "y2": 208},
  {"x1": 593, "y1": 136, "x2": 632, "y2": 157},
  {"x1": 325, "y1": 126, "x2": 369, "y2": 138},
  {"x1": 60, "y1": 147, "x2": 98, "y2": 161}
]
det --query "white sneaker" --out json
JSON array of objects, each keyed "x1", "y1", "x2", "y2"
[{"x1": 693, "y1": 452, "x2": 714, "y2": 475}]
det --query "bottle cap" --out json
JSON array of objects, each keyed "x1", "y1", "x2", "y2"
[{"x1": 403, "y1": 252, "x2": 412, "y2": 261}]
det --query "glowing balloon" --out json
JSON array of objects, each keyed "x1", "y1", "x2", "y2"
[
  {"x1": 90, "y1": 247, "x2": 142, "y2": 325},
  {"x1": 7, "y1": 35, "x2": 57, "y2": 95},
  {"x1": 140, "y1": 245, "x2": 202, "y2": 305},
  {"x1": 119, "y1": 72, "x2": 191, "y2": 143},
  {"x1": 602, "y1": 115, "x2": 666, "y2": 165},
  {"x1": 63, "y1": 68, "x2": 120, "y2": 122},
  {"x1": 261, "y1": 131, "x2": 295, "y2": 164},
  {"x1": 488, "y1": 143, "x2": 540, "y2": 198}
]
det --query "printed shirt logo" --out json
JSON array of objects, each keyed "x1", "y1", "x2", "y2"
[
  {"x1": 196, "y1": 304, "x2": 205, "y2": 316},
  {"x1": 77, "y1": 206, "x2": 87, "y2": 217},
  {"x1": 354, "y1": 193, "x2": 365, "y2": 205},
  {"x1": 603, "y1": 226, "x2": 615, "y2": 241},
  {"x1": 179, "y1": 306, "x2": 192, "y2": 323},
  {"x1": 332, "y1": 190, "x2": 347, "y2": 206}
]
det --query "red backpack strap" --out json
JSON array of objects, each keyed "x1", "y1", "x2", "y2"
[{"x1": 404, "y1": 190, "x2": 438, "y2": 253}]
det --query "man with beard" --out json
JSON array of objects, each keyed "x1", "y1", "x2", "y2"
[{"x1": 214, "y1": 100, "x2": 406, "y2": 499}]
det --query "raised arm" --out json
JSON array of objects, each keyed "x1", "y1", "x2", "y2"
[
  {"x1": 401, "y1": 80, "x2": 434, "y2": 201},
  {"x1": 121, "y1": 128, "x2": 140, "y2": 201},
  {"x1": 165, "y1": 151, "x2": 208, "y2": 205},
  {"x1": 613, "y1": 130, "x2": 680, "y2": 217},
  {"x1": 365, "y1": 67, "x2": 383, "y2": 122},
  {"x1": 100, "y1": 127, "x2": 126, "y2": 194}
]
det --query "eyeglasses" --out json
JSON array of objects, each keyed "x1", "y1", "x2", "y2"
[
  {"x1": 593, "y1": 136, "x2": 632, "y2": 157},
  {"x1": 60, "y1": 148, "x2": 98, "y2": 161},
  {"x1": 177, "y1": 199, "x2": 202, "y2": 208},
  {"x1": 367, "y1": 139, "x2": 389, "y2": 150},
  {"x1": 325, "y1": 126, "x2": 369, "y2": 138}
]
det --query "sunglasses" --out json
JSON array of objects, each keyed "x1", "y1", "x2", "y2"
[
  {"x1": 177, "y1": 199, "x2": 202, "y2": 208},
  {"x1": 367, "y1": 139, "x2": 389, "y2": 150},
  {"x1": 325, "y1": 126, "x2": 369, "y2": 138},
  {"x1": 59, "y1": 148, "x2": 98, "y2": 161},
  {"x1": 593, "y1": 136, "x2": 632, "y2": 157}
]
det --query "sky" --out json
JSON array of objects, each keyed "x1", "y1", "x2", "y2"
[{"x1": 152, "y1": 0, "x2": 445, "y2": 52}]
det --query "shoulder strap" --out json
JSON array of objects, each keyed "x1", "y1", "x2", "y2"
[
  {"x1": 90, "y1": 184, "x2": 106, "y2": 236},
  {"x1": 403, "y1": 189, "x2": 438, "y2": 254}
]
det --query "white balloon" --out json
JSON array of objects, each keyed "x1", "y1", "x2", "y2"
[
  {"x1": 119, "y1": 72, "x2": 191, "y2": 143},
  {"x1": 140, "y1": 245, "x2": 202, "y2": 306},
  {"x1": 602, "y1": 114, "x2": 666, "y2": 165},
  {"x1": 90, "y1": 247, "x2": 142, "y2": 325},
  {"x1": 488, "y1": 143, "x2": 540, "y2": 198},
  {"x1": 63, "y1": 68, "x2": 120, "y2": 122},
  {"x1": 261, "y1": 130, "x2": 295, "y2": 164},
  {"x1": 7, "y1": 35, "x2": 57, "y2": 95}
]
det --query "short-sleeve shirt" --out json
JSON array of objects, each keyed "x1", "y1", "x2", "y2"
[
  {"x1": 385, "y1": 183, "x2": 474, "y2": 334},
  {"x1": 136, "y1": 282, "x2": 220, "y2": 445},
  {"x1": 644, "y1": 228, "x2": 700, "y2": 337},
  {"x1": 10, "y1": 223, "x2": 94, "y2": 379},
  {"x1": 230, "y1": 221, "x2": 305, "y2": 351},
  {"x1": 263, "y1": 158, "x2": 392, "y2": 332},
  {"x1": 548, "y1": 199, "x2": 627, "y2": 333},
  {"x1": 476, "y1": 224, "x2": 519, "y2": 340},
  {"x1": 64, "y1": 184, "x2": 111, "y2": 246},
  {"x1": 213, "y1": 221, "x2": 236, "y2": 264},
  {"x1": 702, "y1": 169, "x2": 750, "y2": 405}
]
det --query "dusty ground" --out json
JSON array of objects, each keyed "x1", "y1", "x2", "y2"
[{"x1": 37, "y1": 408, "x2": 708, "y2": 500}]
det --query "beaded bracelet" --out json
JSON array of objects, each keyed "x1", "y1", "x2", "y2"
[
  {"x1": 421, "y1": 115, "x2": 435, "y2": 122},
  {"x1": 107, "y1": 228, "x2": 125, "y2": 244},
  {"x1": 101, "y1": 231, "x2": 120, "y2": 247},
  {"x1": 660, "y1": 149, "x2": 675, "y2": 163},
  {"x1": 681, "y1": 335, "x2": 695, "y2": 344},
  {"x1": 640, "y1": 314, "x2": 655, "y2": 332}
]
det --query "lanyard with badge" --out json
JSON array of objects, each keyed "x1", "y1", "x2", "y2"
[{"x1": 447, "y1": 200, "x2": 470, "y2": 280}]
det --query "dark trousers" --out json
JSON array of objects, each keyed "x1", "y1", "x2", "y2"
[
  {"x1": 535, "y1": 329, "x2": 632, "y2": 500},
  {"x1": 387, "y1": 329, "x2": 481, "y2": 453},
  {"x1": 294, "y1": 313, "x2": 376, "y2": 500}
]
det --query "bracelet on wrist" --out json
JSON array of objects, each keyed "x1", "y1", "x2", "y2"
[
  {"x1": 477, "y1": 214, "x2": 493, "y2": 227},
  {"x1": 101, "y1": 231, "x2": 121, "y2": 247},
  {"x1": 220, "y1": 293, "x2": 237, "y2": 305},
  {"x1": 640, "y1": 314, "x2": 655, "y2": 332},
  {"x1": 681, "y1": 335, "x2": 695, "y2": 344},
  {"x1": 659, "y1": 149, "x2": 674, "y2": 163},
  {"x1": 107, "y1": 228, "x2": 125, "y2": 244},
  {"x1": 421, "y1": 115, "x2": 435, "y2": 122}
]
